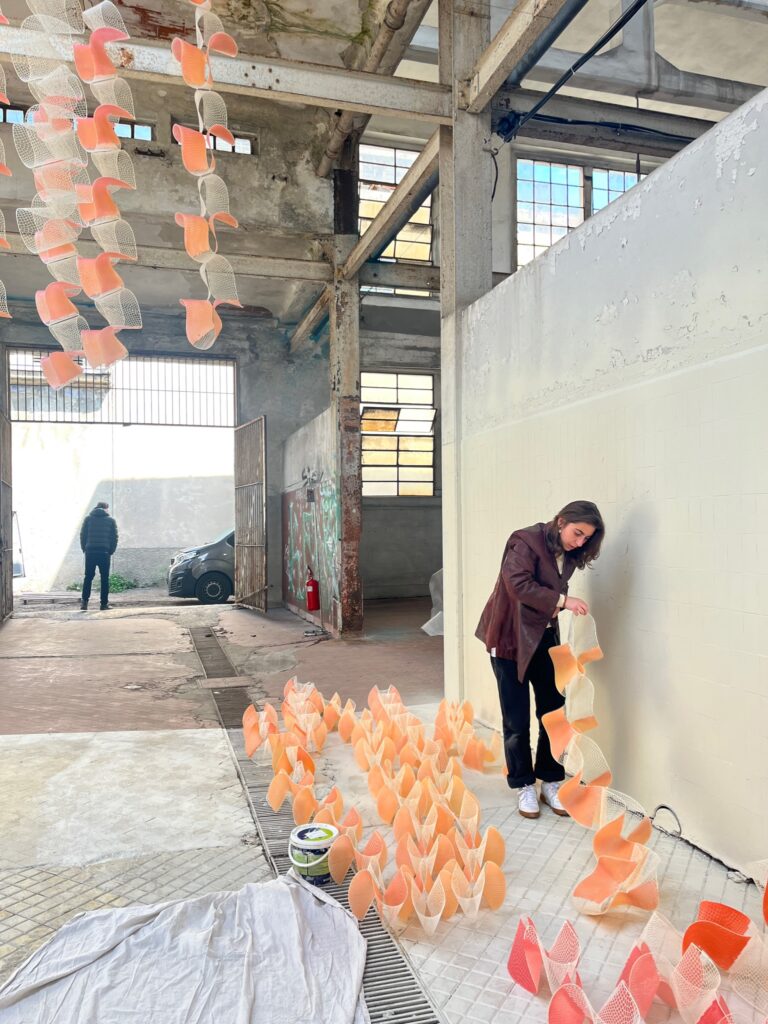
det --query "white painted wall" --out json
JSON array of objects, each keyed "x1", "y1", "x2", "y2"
[
  {"x1": 13, "y1": 424, "x2": 233, "y2": 590},
  {"x1": 446, "y1": 91, "x2": 768, "y2": 870}
]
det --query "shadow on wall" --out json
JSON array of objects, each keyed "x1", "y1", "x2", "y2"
[
  {"x1": 22, "y1": 477, "x2": 234, "y2": 592},
  {"x1": 588, "y1": 502, "x2": 663, "y2": 793}
]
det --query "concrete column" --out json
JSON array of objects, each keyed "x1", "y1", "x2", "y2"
[
  {"x1": 329, "y1": 235, "x2": 363, "y2": 635},
  {"x1": 439, "y1": 0, "x2": 493, "y2": 700}
]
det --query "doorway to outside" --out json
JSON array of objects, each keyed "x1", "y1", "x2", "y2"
[{"x1": 8, "y1": 347, "x2": 240, "y2": 605}]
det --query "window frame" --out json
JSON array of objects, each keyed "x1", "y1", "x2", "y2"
[
  {"x1": 511, "y1": 148, "x2": 653, "y2": 271},
  {"x1": 358, "y1": 141, "x2": 435, "y2": 298},
  {"x1": 360, "y1": 368, "x2": 440, "y2": 500}
]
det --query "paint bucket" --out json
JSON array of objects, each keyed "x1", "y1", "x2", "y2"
[{"x1": 288, "y1": 823, "x2": 339, "y2": 885}]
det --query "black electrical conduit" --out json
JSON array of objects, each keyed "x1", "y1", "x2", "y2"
[{"x1": 495, "y1": 0, "x2": 656, "y2": 142}]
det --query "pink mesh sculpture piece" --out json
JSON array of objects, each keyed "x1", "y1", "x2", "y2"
[
  {"x1": 242, "y1": 679, "x2": 508, "y2": 934},
  {"x1": 509, "y1": 896, "x2": 768, "y2": 1022},
  {"x1": 8, "y1": 0, "x2": 139, "y2": 387},
  {"x1": 171, "y1": 0, "x2": 241, "y2": 349},
  {"x1": 541, "y1": 614, "x2": 659, "y2": 915}
]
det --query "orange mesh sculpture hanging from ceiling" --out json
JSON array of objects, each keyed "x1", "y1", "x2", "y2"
[
  {"x1": 171, "y1": 0, "x2": 241, "y2": 350},
  {"x1": 542, "y1": 614, "x2": 660, "y2": 916},
  {"x1": 9, "y1": 0, "x2": 140, "y2": 389},
  {"x1": 0, "y1": 71, "x2": 13, "y2": 319}
]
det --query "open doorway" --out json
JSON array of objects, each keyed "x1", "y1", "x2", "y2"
[{"x1": 8, "y1": 348, "x2": 237, "y2": 604}]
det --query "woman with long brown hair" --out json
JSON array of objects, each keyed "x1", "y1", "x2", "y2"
[{"x1": 476, "y1": 500, "x2": 605, "y2": 819}]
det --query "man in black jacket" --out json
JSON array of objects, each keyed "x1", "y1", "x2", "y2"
[{"x1": 80, "y1": 502, "x2": 119, "y2": 611}]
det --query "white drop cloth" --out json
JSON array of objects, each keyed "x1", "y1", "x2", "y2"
[{"x1": 0, "y1": 871, "x2": 369, "y2": 1024}]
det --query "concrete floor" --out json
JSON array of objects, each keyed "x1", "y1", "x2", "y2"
[{"x1": 0, "y1": 598, "x2": 764, "y2": 1024}]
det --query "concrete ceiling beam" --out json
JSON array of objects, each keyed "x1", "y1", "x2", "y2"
[
  {"x1": 0, "y1": 26, "x2": 452, "y2": 124},
  {"x1": 519, "y1": 44, "x2": 758, "y2": 111},
  {"x1": 461, "y1": 0, "x2": 590, "y2": 114}
]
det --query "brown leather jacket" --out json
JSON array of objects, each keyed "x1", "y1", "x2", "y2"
[{"x1": 475, "y1": 522, "x2": 577, "y2": 681}]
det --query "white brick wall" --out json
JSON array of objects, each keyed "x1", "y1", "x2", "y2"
[{"x1": 447, "y1": 90, "x2": 768, "y2": 869}]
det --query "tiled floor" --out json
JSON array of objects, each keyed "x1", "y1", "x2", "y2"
[{"x1": 1, "y1": 599, "x2": 764, "y2": 1024}]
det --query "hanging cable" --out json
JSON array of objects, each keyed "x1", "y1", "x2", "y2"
[
  {"x1": 523, "y1": 112, "x2": 694, "y2": 146},
  {"x1": 495, "y1": 0, "x2": 654, "y2": 143}
]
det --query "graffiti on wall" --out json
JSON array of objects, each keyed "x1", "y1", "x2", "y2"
[{"x1": 282, "y1": 475, "x2": 339, "y2": 626}]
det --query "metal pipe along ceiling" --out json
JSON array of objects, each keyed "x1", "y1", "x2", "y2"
[
  {"x1": 316, "y1": 0, "x2": 416, "y2": 178},
  {"x1": 504, "y1": 0, "x2": 593, "y2": 89}
]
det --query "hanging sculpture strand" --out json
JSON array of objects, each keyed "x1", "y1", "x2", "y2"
[
  {"x1": 171, "y1": 0, "x2": 241, "y2": 350},
  {"x1": 541, "y1": 613, "x2": 660, "y2": 915},
  {"x1": 9, "y1": 0, "x2": 140, "y2": 388},
  {"x1": 0, "y1": 54, "x2": 13, "y2": 320}
]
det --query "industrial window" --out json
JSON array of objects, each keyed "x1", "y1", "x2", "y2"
[
  {"x1": 516, "y1": 159, "x2": 584, "y2": 268},
  {"x1": 516, "y1": 158, "x2": 646, "y2": 268},
  {"x1": 8, "y1": 349, "x2": 235, "y2": 427},
  {"x1": 114, "y1": 122, "x2": 153, "y2": 141},
  {"x1": 360, "y1": 371, "x2": 436, "y2": 497},
  {"x1": 0, "y1": 107, "x2": 25, "y2": 124},
  {"x1": 205, "y1": 133, "x2": 253, "y2": 154},
  {"x1": 359, "y1": 145, "x2": 433, "y2": 266},
  {"x1": 591, "y1": 168, "x2": 643, "y2": 212}
]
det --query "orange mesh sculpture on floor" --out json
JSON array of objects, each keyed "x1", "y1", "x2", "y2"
[
  {"x1": 9, "y1": 0, "x2": 139, "y2": 388},
  {"x1": 243, "y1": 679, "x2": 507, "y2": 935},
  {"x1": 171, "y1": 0, "x2": 241, "y2": 350},
  {"x1": 542, "y1": 614, "x2": 659, "y2": 915},
  {"x1": 510, "y1": 891, "x2": 768, "y2": 1023}
]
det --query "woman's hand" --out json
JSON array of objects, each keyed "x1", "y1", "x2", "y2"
[{"x1": 563, "y1": 596, "x2": 589, "y2": 616}]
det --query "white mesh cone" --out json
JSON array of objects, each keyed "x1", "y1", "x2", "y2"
[
  {"x1": 195, "y1": 9, "x2": 225, "y2": 48},
  {"x1": 200, "y1": 253, "x2": 240, "y2": 306},
  {"x1": 27, "y1": 0, "x2": 84, "y2": 33},
  {"x1": 91, "y1": 149, "x2": 135, "y2": 188},
  {"x1": 197, "y1": 173, "x2": 231, "y2": 218},
  {"x1": 91, "y1": 219, "x2": 137, "y2": 260},
  {"x1": 95, "y1": 287, "x2": 142, "y2": 329},
  {"x1": 13, "y1": 122, "x2": 86, "y2": 170},
  {"x1": 46, "y1": 254, "x2": 81, "y2": 285},
  {"x1": 50, "y1": 314, "x2": 89, "y2": 351},
  {"x1": 195, "y1": 89, "x2": 229, "y2": 134},
  {"x1": 16, "y1": 206, "x2": 81, "y2": 254},
  {"x1": 82, "y1": 0, "x2": 127, "y2": 34},
  {"x1": 91, "y1": 78, "x2": 135, "y2": 119},
  {"x1": 29, "y1": 67, "x2": 87, "y2": 119}
]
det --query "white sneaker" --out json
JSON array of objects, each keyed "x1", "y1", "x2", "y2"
[
  {"x1": 517, "y1": 784, "x2": 540, "y2": 819},
  {"x1": 540, "y1": 780, "x2": 568, "y2": 816}
]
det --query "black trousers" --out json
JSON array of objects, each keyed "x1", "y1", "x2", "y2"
[
  {"x1": 82, "y1": 551, "x2": 111, "y2": 606},
  {"x1": 491, "y1": 628, "x2": 565, "y2": 789}
]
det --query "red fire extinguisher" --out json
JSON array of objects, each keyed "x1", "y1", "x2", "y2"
[{"x1": 306, "y1": 567, "x2": 320, "y2": 612}]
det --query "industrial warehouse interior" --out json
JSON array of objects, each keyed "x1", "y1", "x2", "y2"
[{"x1": 0, "y1": 0, "x2": 766, "y2": 1021}]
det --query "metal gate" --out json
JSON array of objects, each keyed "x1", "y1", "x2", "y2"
[
  {"x1": 234, "y1": 416, "x2": 267, "y2": 611},
  {"x1": 0, "y1": 411, "x2": 12, "y2": 621}
]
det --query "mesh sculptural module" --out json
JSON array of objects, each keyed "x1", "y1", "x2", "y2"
[
  {"x1": 171, "y1": 0, "x2": 242, "y2": 350},
  {"x1": 244, "y1": 679, "x2": 507, "y2": 934},
  {"x1": 9, "y1": 0, "x2": 141, "y2": 388}
]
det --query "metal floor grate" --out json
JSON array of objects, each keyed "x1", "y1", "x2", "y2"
[
  {"x1": 189, "y1": 626, "x2": 238, "y2": 678},
  {"x1": 194, "y1": 646, "x2": 444, "y2": 1024},
  {"x1": 227, "y1": 732, "x2": 444, "y2": 1024}
]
